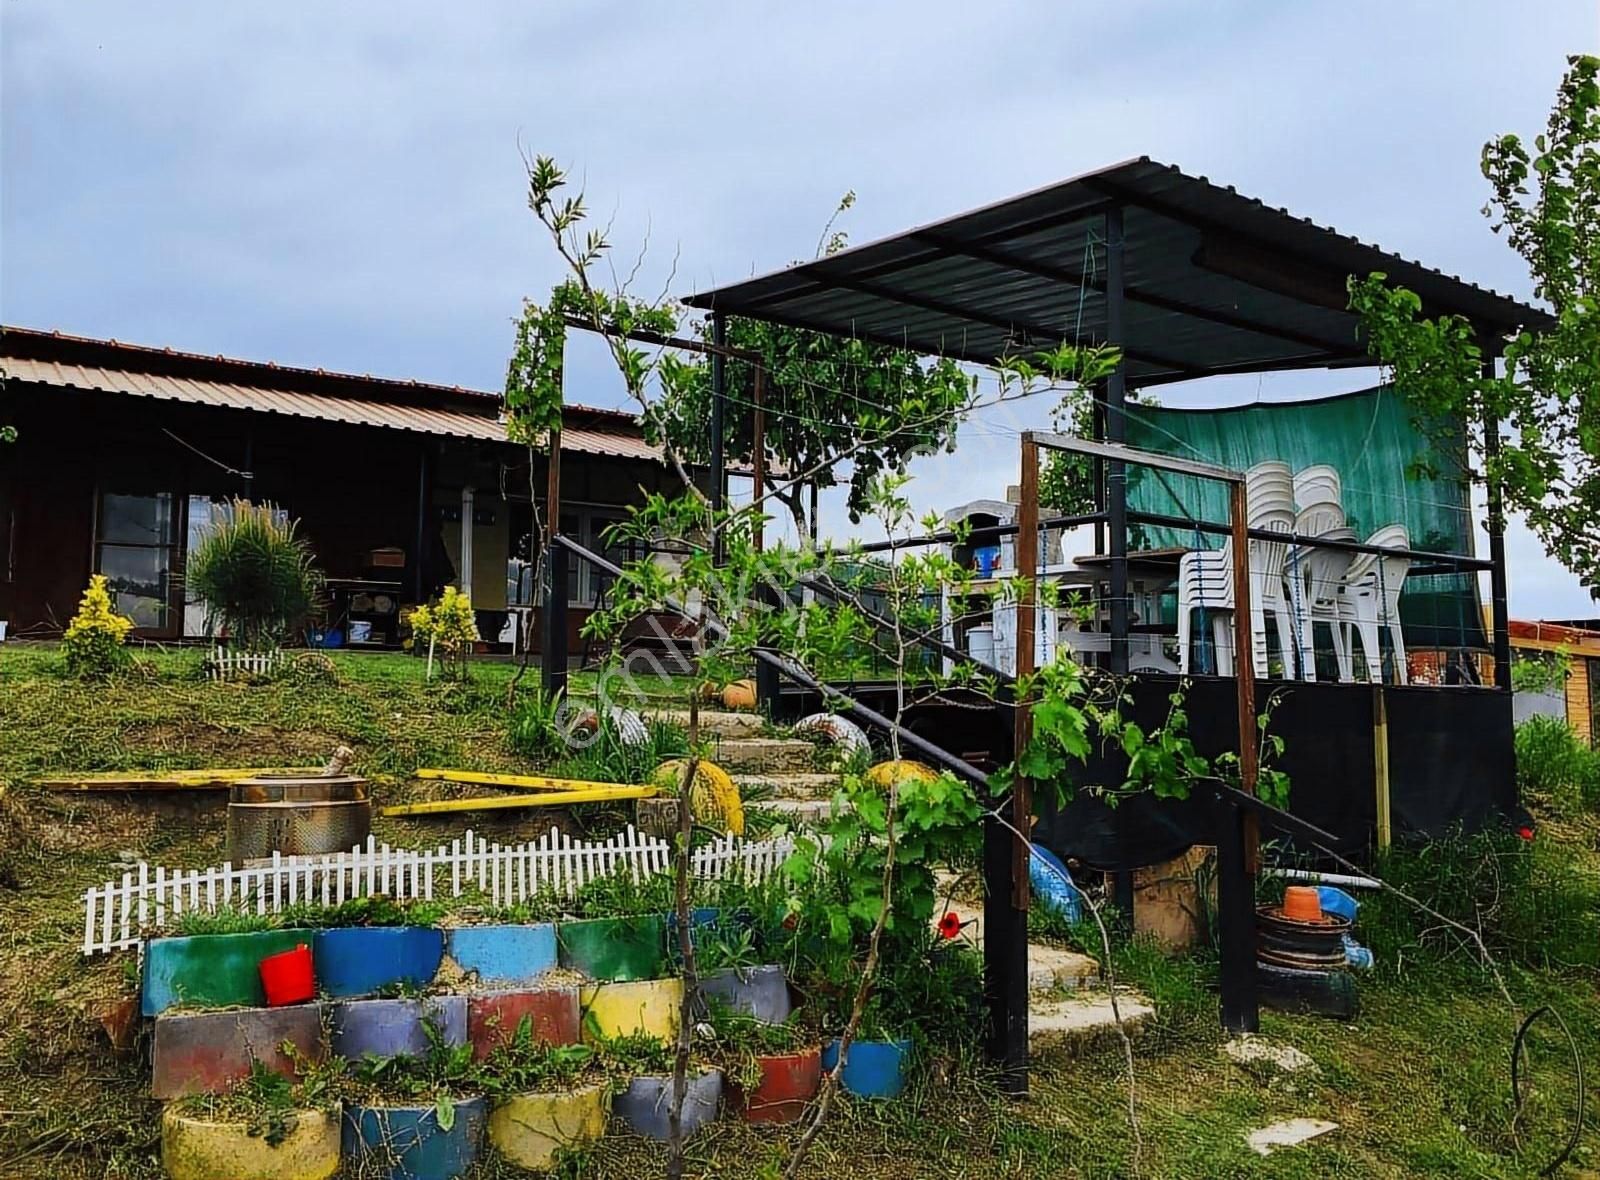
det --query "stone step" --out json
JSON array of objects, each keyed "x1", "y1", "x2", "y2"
[
  {"x1": 648, "y1": 709, "x2": 766, "y2": 738},
  {"x1": 751, "y1": 798, "x2": 833, "y2": 825},
  {"x1": 711, "y1": 737, "x2": 818, "y2": 774},
  {"x1": 938, "y1": 913, "x2": 1102, "y2": 994},
  {"x1": 1029, "y1": 988, "x2": 1155, "y2": 1053},
  {"x1": 733, "y1": 772, "x2": 840, "y2": 800}
]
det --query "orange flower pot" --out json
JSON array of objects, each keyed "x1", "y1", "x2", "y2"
[{"x1": 1280, "y1": 886, "x2": 1324, "y2": 923}]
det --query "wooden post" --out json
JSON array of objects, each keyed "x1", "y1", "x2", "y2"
[
  {"x1": 1104, "y1": 205, "x2": 1130, "y2": 677},
  {"x1": 1219, "y1": 476, "x2": 1260, "y2": 1035},
  {"x1": 1373, "y1": 686, "x2": 1392, "y2": 851},
  {"x1": 1229, "y1": 481, "x2": 1259, "y2": 798},
  {"x1": 1481, "y1": 353, "x2": 1511, "y2": 692}
]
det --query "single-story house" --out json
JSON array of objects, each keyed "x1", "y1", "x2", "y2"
[
  {"x1": 1507, "y1": 617, "x2": 1600, "y2": 744},
  {"x1": 0, "y1": 325, "x2": 686, "y2": 652}
]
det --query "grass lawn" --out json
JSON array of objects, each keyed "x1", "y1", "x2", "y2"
[{"x1": 1, "y1": 642, "x2": 1597, "y2": 1178}]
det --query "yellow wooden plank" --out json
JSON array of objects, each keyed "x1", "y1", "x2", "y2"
[
  {"x1": 381, "y1": 785, "x2": 658, "y2": 817},
  {"x1": 415, "y1": 768, "x2": 648, "y2": 792},
  {"x1": 35, "y1": 767, "x2": 325, "y2": 792}
]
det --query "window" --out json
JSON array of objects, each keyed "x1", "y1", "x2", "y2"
[
  {"x1": 501, "y1": 504, "x2": 647, "y2": 608},
  {"x1": 96, "y1": 492, "x2": 178, "y2": 629}
]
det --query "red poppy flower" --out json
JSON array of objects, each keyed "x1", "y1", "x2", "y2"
[
  {"x1": 937, "y1": 911, "x2": 962, "y2": 940},
  {"x1": 1517, "y1": 825, "x2": 1535, "y2": 841}
]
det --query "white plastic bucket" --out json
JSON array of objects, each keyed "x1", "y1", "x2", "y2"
[{"x1": 966, "y1": 624, "x2": 995, "y2": 666}]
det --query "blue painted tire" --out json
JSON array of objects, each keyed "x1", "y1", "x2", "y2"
[
  {"x1": 444, "y1": 924, "x2": 557, "y2": 986},
  {"x1": 312, "y1": 927, "x2": 442, "y2": 998},
  {"x1": 698, "y1": 965, "x2": 792, "y2": 1025},
  {"x1": 331, "y1": 995, "x2": 466, "y2": 1062},
  {"x1": 821, "y1": 1038, "x2": 912, "y2": 1099},
  {"x1": 342, "y1": 1096, "x2": 486, "y2": 1180},
  {"x1": 613, "y1": 1070, "x2": 722, "y2": 1141}
]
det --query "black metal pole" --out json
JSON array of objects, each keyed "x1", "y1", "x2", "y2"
[
  {"x1": 1215, "y1": 792, "x2": 1260, "y2": 1034},
  {"x1": 1481, "y1": 354, "x2": 1511, "y2": 692},
  {"x1": 984, "y1": 808, "x2": 1028, "y2": 1093},
  {"x1": 710, "y1": 313, "x2": 727, "y2": 553},
  {"x1": 412, "y1": 443, "x2": 431, "y2": 603},
  {"x1": 1104, "y1": 205, "x2": 1129, "y2": 676},
  {"x1": 541, "y1": 539, "x2": 568, "y2": 699}
]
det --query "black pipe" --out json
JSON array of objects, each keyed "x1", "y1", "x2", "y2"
[
  {"x1": 1126, "y1": 509, "x2": 1494, "y2": 570},
  {"x1": 852, "y1": 511, "x2": 1107, "y2": 555}
]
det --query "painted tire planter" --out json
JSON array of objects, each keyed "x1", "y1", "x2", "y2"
[
  {"x1": 698, "y1": 965, "x2": 792, "y2": 1025},
  {"x1": 579, "y1": 978, "x2": 683, "y2": 1043},
  {"x1": 729, "y1": 1045, "x2": 822, "y2": 1124},
  {"x1": 613, "y1": 1068, "x2": 723, "y2": 1141},
  {"x1": 445, "y1": 923, "x2": 557, "y2": 986},
  {"x1": 162, "y1": 1105, "x2": 340, "y2": 1180},
  {"x1": 821, "y1": 1038, "x2": 913, "y2": 1099},
  {"x1": 332, "y1": 995, "x2": 467, "y2": 1061},
  {"x1": 793, "y1": 712, "x2": 871, "y2": 760},
  {"x1": 487, "y1": 1083, "x2": 610, "y2": 1170},
  {"x1": 142, "y1": 929, "x2": 314, "y2": 1016},
  {"x1": 467, "y1": 986, "x2": 581, "y2": 1060},
  {"x1": 153, "y1": 1003, "x2": 325, "y2": 1099},
  {"x1": 556, "y1": 915, "x2": 665, "y2": 981},
  {"x1": 343, "y1": 1096, "x2": 487, "y2": 1180},
  {"x1": 312, "y1": 926, "x2": 442, "y2": 998}
]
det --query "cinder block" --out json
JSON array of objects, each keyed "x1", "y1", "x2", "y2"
[
  {"x1": 467, "y1": 986, "x2": 580, "y2": 1060},
  {"x1": 152, "y1": 1003, "x2": 325, "y2": 1099}
]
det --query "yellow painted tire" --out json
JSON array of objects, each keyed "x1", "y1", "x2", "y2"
[
  {"x1": 161, "y1": 1105, "x2": 340, "y2": 1180},
  {"x1": 650, "y1": 759, "x2": 744, "y2": 836},
  {"x1": 864, "y1": 759, "x2": 938, "y2": 791},
  {"x1": 721, "y1": 679, "x2": 757, "y2": 710},
  {"x1": 580, "y1": 977, "x2": 683, "y2": 1043},
  {"x1": 489, "y1": 1084, "x2": 610, "y2": 1170}
]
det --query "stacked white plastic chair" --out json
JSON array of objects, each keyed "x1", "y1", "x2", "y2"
[
  {"x1": 1336, "y1": 522, "x2": 1411, "y2": 683},
  {"x1": 1176, "y1": 462, "x2": 1296, "y2": 677}
]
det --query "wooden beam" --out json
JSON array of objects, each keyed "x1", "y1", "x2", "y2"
[
  {"x1": 1373, "y1": 687, "x2": 1392, "y2": 852},
  {"x1": 414, "y1": 769, "x2": 647, "y2": 792},
  {"x1": 383, "y1": 785, "x2": 657, "y2": 817},
  {"x1": 36, "y1": 767, "x2": 324, "y2": 792}
]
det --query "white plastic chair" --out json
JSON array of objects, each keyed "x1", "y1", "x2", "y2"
[
  {"x1": 1338, "y1": 524, "x2": 1411, "y2": 683},
  {"x1": 1293, "y1": 465, "x2": 1342, "y2": 509},
  {"x1": 1287, "y1": 500, "x2": 1357, "y2": 682},
  {"x1": 1177, "y1": 463, "x2": 1296, "y2": 677}
]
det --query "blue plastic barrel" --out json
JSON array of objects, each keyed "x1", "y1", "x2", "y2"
[{"x1": 821, "y1": 1038, "x2": 912, "y2": 1098}]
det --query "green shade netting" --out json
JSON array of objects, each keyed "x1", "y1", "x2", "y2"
[{"x1": 1121, "y1": 384, "x2": 1484, "y2": 650}]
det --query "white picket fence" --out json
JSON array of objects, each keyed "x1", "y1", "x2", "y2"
[
  {"x1": 81, "y1": 826, "x2": 795, "y2": 956},
  {"x1": 691, "y1": 831, "x2": 797, "y2": 883},
  {"x1": 206, "y1": 647, "x2": 288, "y2": 681}
]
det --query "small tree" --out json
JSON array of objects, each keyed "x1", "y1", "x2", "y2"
[
  {"x1": 406, "y1": 585, "x2": 480, "y2": 680},
  {"x1": 1350, "y1": 54, "x2": 1600, "y2": 595},
  {"x1": 186, "y1": 499, "x2": 323, "y2": 651},
  {"x1": 62, "y1": 574, "x2": 134, "y2": 677}
]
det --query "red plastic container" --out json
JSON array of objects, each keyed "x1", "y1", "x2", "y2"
[{"x1": 259, "y1": 943, "x2": 315, "y2": 1006}]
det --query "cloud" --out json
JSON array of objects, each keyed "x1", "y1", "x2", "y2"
[{"x1": 3, "y1": 0, "x2": 1596, "y2": 614}]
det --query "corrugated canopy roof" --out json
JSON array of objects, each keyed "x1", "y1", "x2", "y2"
[
  {"x1": 684, "y1": 157, "x2": 1550, "y2": 386},
  {"x1": 0, "y1": 326, "x2": 660, "y2": 460}
]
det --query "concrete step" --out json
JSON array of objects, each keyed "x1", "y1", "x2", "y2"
[
  {"x1": 939, "y1": 913, "x2": 1102, "y2": 994},
  {"x1": 751, "y1": 798, "x2": 833, "y2": 825},
  {"x1": 711, "y1": 737, "x2": 818, "y2": 774},
  {"x1": 733, "y1": 772, "x2": 839, "y2": 800},
  {"x1": 648, "y1": 709, "x2": 766, "y2": 738},
  {"x1": 1029, "y1": 988, "x2": 1155, "y2": 1053}
]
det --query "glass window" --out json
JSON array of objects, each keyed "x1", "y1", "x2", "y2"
[
  {"x1": 99, "y1": 543, "x2": 168, "y2": 628},
  {"x1": 101, "y1": 493, "x2": 175, "y2": 546},
  {"x1": 95, "y1": 491, "x2": 177, "y2": 631}
]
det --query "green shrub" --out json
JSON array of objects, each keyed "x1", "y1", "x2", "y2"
[
  {"x1": 61, "y1": 574, "x2": 134, "y2": 677},
  {"x1": 1515, "y1": 714, "x2": 1600, "y2": 812},
  {"x1": 186, "y1": 499, "x2": 323, "y2": 651},
  {"x1": 1361, "y1": 827, "x2": 1600, "y2": 977},
  {"x1": 506, "y1": 688, "x2": 567, "y2": 762}
]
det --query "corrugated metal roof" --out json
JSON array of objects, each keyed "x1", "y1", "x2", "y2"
[
  {"x1": 684, "y1": 156, "x2": 1551, "y2": 386},
  {"x1": 2, "y1": 353, "x2": 662, "y2": 461}
]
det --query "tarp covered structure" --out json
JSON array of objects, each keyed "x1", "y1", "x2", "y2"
[{"x1": 1122, "y1": 385, "x2": 1484, "y2": 649}]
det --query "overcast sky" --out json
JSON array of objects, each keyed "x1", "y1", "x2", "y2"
[{"x1": 4, "y1": 2, "x2": 1597, "y2": 615}]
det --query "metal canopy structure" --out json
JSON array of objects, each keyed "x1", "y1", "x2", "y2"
[
  {"x1": 682, "y1": 158, "x2": 1540, "y2": 1093},
  {"x1": 684, "y1": 157, "x2": 1548, "y2": 384}
]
